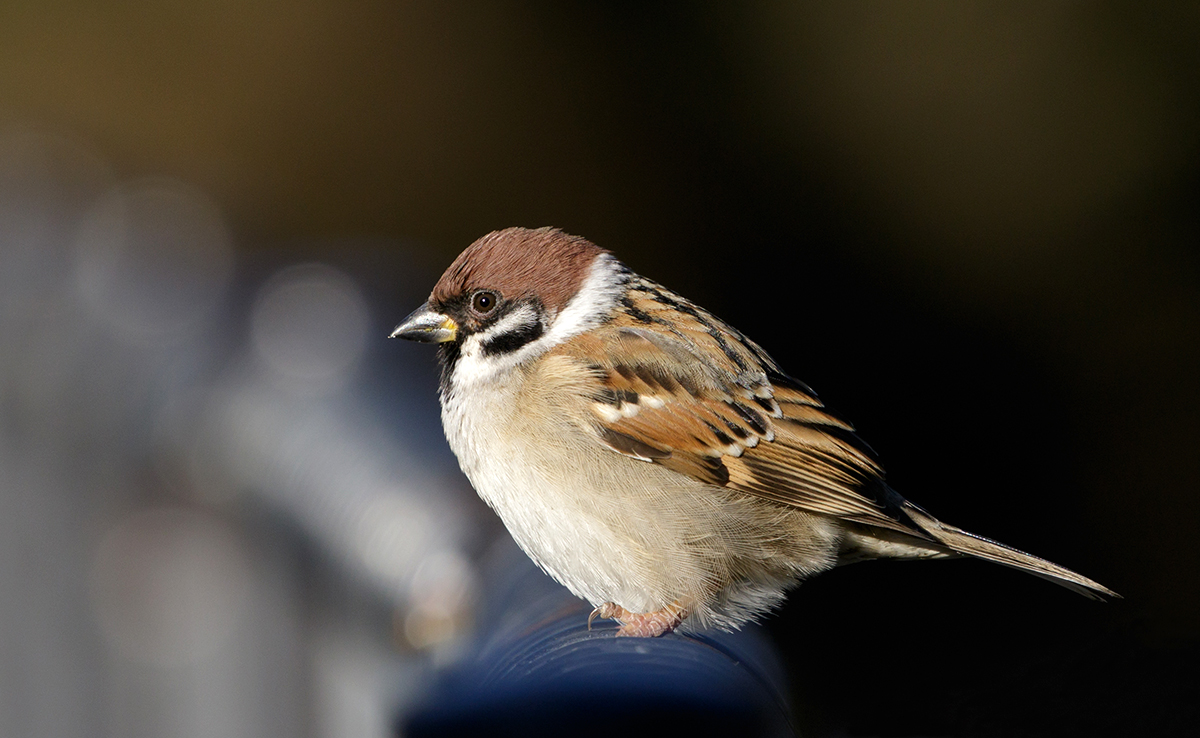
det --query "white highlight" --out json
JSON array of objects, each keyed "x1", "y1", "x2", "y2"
[{"x1": 592, "y1": 403, "x2": 622, "y2": 423}]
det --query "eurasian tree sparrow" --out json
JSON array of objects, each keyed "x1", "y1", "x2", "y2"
[{"x1": 392, "y1": 227, "x2": 1116, "y2": 637}]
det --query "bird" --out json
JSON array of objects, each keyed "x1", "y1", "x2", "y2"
[{"x1": 391, "y1": 226, "x2": 1117, "y2": 637}]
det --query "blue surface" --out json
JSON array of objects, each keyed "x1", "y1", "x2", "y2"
[{"x1": 404, "y1": 553, "x2": 796, "y2": 737}]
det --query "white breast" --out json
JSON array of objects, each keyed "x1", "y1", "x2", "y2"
[{"x1": 441, "y1": 370, "x2": 663, "y2": 612}]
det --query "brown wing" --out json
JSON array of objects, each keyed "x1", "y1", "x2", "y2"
[{"x1": 551, "y1": 279, "x2": 921, "y2": 535}]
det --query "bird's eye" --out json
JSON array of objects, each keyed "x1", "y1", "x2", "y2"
[{"x1": 471, "y1": 291, "x2": 498, "y2": 316}]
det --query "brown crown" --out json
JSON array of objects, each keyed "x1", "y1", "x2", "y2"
[{"x1": 430, "y1": 227, "x2": 609, "y2": 315}]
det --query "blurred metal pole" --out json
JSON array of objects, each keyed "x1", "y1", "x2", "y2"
[{"x1": 403, "y1": 545, "x2": 797, "y2": 738}]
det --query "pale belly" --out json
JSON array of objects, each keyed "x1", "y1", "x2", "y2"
[
  {"x1": 441, "y1": 379, "x2": 843, "y2": 626},
  {"x1": 448, "y1": 399, "x2": 694, "y2": 612}
]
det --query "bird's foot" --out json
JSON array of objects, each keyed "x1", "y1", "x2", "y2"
[{"x1": 588, "y1": 601, "x2": 689, "y2": 637}]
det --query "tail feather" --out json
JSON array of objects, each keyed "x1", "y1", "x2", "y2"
[{"x1": 901, "y1": 502, "x2": 1119, "y2": 600}]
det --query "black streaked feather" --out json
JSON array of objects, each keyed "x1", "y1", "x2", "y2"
[
  {"x1": 703, "y1": 421, "x2": 735, "y2": 447},
  {"x1": 592, "y1": 387, "x2": 619, "y2": 405},
  {"x1": 721, "y1": 417, "x2": 752, "y2": 440},
  {"x1": 727, "y1": 401, "x2": 768, "y2": 435},
  {"x1": 599, "y1": 428, "x2": 670, "y2": 460},
  {"x1": 614, "y1": 364, "x2": 638, "y2": 382},
  {"x1": 636, "y1": 365, "x2": 679, "y2": 392},
  {"x1": 751, "y1": 396, "x2": 778, "y2": 414},
  {"x1": 619, "y1": 295, "x2": 657, "y2": 324}
]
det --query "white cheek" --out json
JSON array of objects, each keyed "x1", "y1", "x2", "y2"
[{"x1": 539, "y1": 253, "x2": 626, "y2": 345}]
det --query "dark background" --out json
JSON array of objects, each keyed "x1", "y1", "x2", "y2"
[{"x1": 3, "y1": 2, "x2": 1198, "y2": 736}]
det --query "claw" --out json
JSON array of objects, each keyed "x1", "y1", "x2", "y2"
[
  {"x1": 588, "y1": 602, "x2": 622, "y2": 631},
  {"x1": 585, "y1": 601, "x2": 689, "y2": 637}
]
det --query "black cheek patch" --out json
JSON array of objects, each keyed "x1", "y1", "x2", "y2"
[{"x1": 480, "y1": 321, "x2": 545, "y2": 356}]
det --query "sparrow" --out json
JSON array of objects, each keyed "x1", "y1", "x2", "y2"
[{"x1": 391, "y1": 227, "x2": 1116, "y2": 637}]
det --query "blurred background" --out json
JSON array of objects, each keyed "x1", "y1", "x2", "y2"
[{"x1": 2, "y1": 1, "x2": 1198, "y2": 736}]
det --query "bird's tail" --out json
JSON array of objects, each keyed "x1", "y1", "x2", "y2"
[{"x1": 900, "y1": 502, "x2": 1119, "y2": 600}]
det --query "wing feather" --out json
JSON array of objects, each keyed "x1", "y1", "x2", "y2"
[{"x1": 549, "y1": 280, "x2": 922, "y2": 536}]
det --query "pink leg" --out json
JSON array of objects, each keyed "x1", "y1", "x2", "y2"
[{"x1": 588, "y1": 601, "x2": 689, "y2": 637}]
